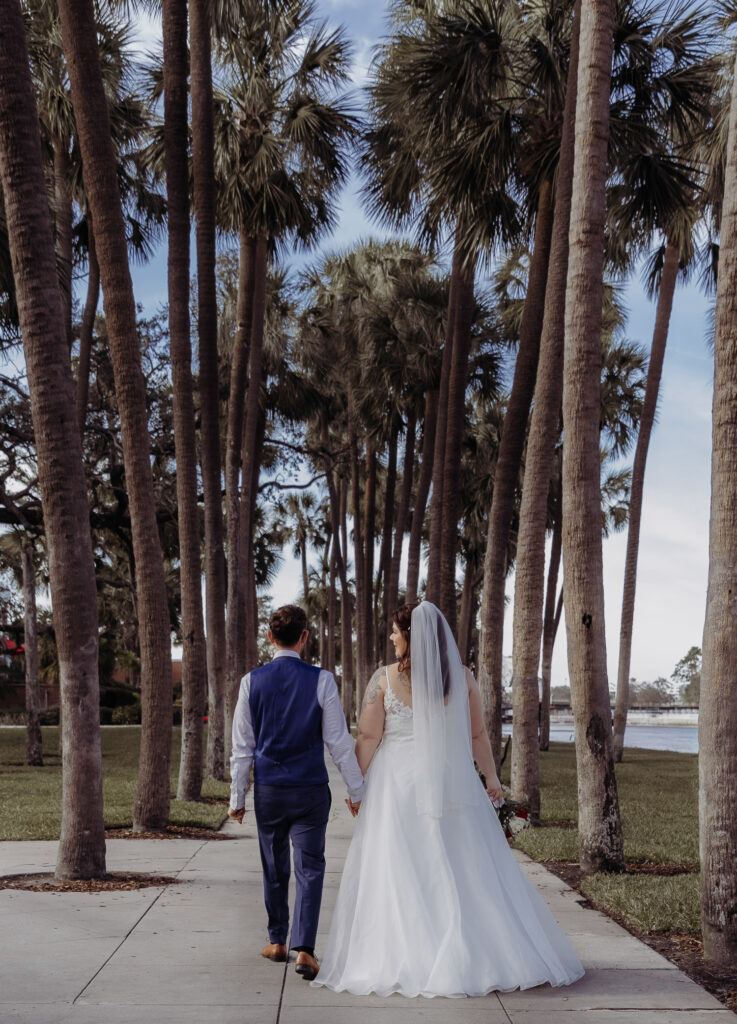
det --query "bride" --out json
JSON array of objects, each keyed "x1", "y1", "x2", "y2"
[{"x1": 312, "y1": 600, "x2": 585, "y2": 999}]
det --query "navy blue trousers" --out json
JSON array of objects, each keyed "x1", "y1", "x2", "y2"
[{"x1": 253, "y1": 783, "x2": 331, "y2": 949}]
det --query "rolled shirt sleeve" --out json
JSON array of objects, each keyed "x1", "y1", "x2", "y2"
[
  {"x1": 229, "y1": 673, "x2": 255, "y2": 810},
  {"x1": 319, "y1": 670, "x2": 366, "y2": 802}
]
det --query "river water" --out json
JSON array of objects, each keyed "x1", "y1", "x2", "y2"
[{"x1": 502, "y1": 723, "x2": 698, "y2": 754}]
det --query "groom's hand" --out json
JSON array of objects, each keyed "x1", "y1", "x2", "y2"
[
  {"x1": 228, "y1": 807, "x2": 246, "y2": 824},
  {"x1": 345, "y1": 798, "x2": 361, "y2": 817}
]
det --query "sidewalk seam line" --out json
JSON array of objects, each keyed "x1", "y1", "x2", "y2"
[
  {"x1": 71, "y1": 838, "x2": 208, "y2": 1005},
  {"x1": 496, "y1": 991, "x2": 514, "y2": 1023},
  {"x1": 274, "y1": 949, "x2": 289, "y2": 1024}
]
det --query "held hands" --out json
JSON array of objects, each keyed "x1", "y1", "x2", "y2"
[
  {"x1": 345, "y1": 797, "x2": 361, "y2": 818},
  {"x1": 228, "y1": 807, "x2": 246, "y2": 824},
  {"x1": 485, "y1": 775, "x2": 504, "y2": 808}
]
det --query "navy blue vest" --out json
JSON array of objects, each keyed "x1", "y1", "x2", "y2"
[{"x1": 248, "y1": 656, "x2": 328, "y2": 787}]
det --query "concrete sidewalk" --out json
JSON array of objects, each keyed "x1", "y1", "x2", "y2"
[{"x1": 1, "y1": 764, "x2": 734, "y2": 1024}]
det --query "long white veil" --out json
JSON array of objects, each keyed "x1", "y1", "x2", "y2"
[{"x1": 409, "y1": 602, "x2": 476, "y2": 818}]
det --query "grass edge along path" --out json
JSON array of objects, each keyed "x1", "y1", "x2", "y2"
[
  {"x1": 0, "y1": 725, "x2": 230, "y2": 841},
  {"x1": 503, "y1": 741, "x2": 737, "y2": 1014}
]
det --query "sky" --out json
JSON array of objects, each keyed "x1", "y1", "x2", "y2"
[{"x1": 128, "y1": 2, "x2": 714, "y2": 689}]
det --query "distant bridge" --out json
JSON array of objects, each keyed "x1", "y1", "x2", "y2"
[{"x1": 501, "y1": 704, "x2": 698, "y2": 722}]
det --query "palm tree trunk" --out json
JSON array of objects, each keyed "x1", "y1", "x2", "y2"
[
  {"x1": 225, "y1": 232, "x2": 256, "y2": 719},
  {"x1": 363, "y1": 440, "x2": 377, "y2": 668},
  {"x1": 512, "y1": 0, "x2": 580, "y2": 767},
  {"x1": 190, "y1": 0, "x2": 227, "y2": 782},
  {"x1": 236, "y1": 235, "x2": 268, "y2": 687},
  {"x1": 540, "y1": 502, "x2": 563, "y2": 751},
  {"x1": 76, "y1": 216, "x2": 99, "y2": 434},
  {"x1": 339, "y1": 473, "x2": 354, "y2": 720},
  {"x1": 53, "y1": 136, "x2": 73, "y2": 351},
  {"x1": 327, "y1": 532, "x2": 337, "y2": 675},
  {"x1": 562, "y1": 0, "x2": 624, "y2": 875},
  {"x1": 0, "y1": 0, "x2": 106, "y2": 875},
  {"x1": 613, "y1": 240, "x2": 679, "y2": 762},
  {"x1": 244, "y1": 405, "x2": 266, "y2": 673},
  {"x1": 426, "y1": 243, "x2": 460, "y2": 602},
  {"x1": 322, "y1": 420, "x2": 353, "y2": 712},
  {"x1": 479, "y1": 177, "x2": 555, "y2": 768},
  {"x1": 509, "y1": 0, "x2": 581, "y2": 798},
  {"x1": 457, "y1": 565, "x2": 476, "y2": 665},
  {"x1": 406, "y1": 388, "x2": 438, "y2": 605},
  {"x1": 301, "y1": 541, "x2": 309, "y2": 600},
  {"x1": 439, "y1": 259, "x2": 476, "y2": 631},
  {"x1": 22, "y1": 541, "x2": 42, "y2": 766},
  {"x1": 698, "y1": 45, "x2": 737, "y2": 968},
  {"x1": 350, "y1": 423, "x2": 368, "y2": 703},
  {"x1": 385, "y1": 412, "x2": 416, "y2": 660},
  {"x1": 163, "y1": 0, "x2": 207, "y2": 803},
  {"x1": 379, "y1": 418, "x2": 399, "y2": 660},
  {"x1": 57, "y1": 0, "x2": 174, "y2": 831}
]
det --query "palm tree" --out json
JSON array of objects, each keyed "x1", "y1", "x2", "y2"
[
  {"x1": 161, "y1": 0, "x2": 208, "y2": 802},
  {"x1": 189, "y1": 0, "x2": 228, "y2": 782},
  {"x1": 212, "y1": 0, "x2": 356, "y2": 711},
  {"x1": 363, "y1": 0, "x2": 520, "y2": 628},
  {"x1": 56, "y1": 0, "x2": 173, "y2": 831},
  {"x1": 0, "y1": 0, "x2": 106, "y2": 876},
  {"x1": 561, "y1": 0, "x2": 624, "y2": 875},
  {"x1": 610, "y1": 8, "x2": 715, "y2": 760},
  {"x1": 698, "y1": 30, "x2": 737, "y2": 969},
  {"x1": 509, "y1": 0, "x2": 581, "y2": 810}
]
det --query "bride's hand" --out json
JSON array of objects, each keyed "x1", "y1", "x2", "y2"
[{"x1": 485, "y1": 776, "x2": 504, "y2": 806}]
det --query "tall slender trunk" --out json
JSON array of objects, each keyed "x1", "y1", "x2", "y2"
[
  {"x1": 301, "y1": 540, "x2": 309, "y2": 600},
  {"x1": 406, "y1": 388, "x2": 438, "y2": 605},
  {"x1": 327, "y1": 533, "x2": 337, "y2": 675},
  {"x1": 379, "y1": 418, "x2": 399, "y2": 660},
  {"x1": 363, "y1": 441, "x2": 377, "y2": 669},
  {"x1": 426, "y1": 243, "x2": 460, "y2": 602},
  {"x1": 339, "y1": 474, "x2": 353, "y2": 720},
  {"x1": 385, "y1": 412, "x2": 416, "y2": 661},
  {"x1": 225, "y1": 232, "x2": 256, "y2": 719},
  {"x1": 540, "y1": 498, "x2": 562, "y2": 751},
  {"x1": 698, "y1": 44, "x2": 737, "y2": 968},
  {"x1": 53, "y1": 136, "x2": 73, "y2": 351},
  {"x1": 22, "y1": 541, "x2": 42, "y2": 766},
  {"x1": 562, "y1": 0, "x2": 624, "y2": 875},
  {"x1": 322, "y1": 420, "x2": 352, "y2": 712},
  {"x1": 510, "y1": 0, "x2": 581, "y2": 799},
  {"x1": 76, "y1": 216, "x2": 99, "y2": 434},
  {"x1": 57, "y1": 0, "x2": 173, "y2": 832},
  {"x1": 479, "y1": 177, "x2": 556, "y2": 769},
  {"x1": 163, "y1": 0, "x2": 207, "y2": 804},
  {"x1": 439, "y1": 260, "x2": 476, "y2": 631},
  {"x1": 236, "y1": 236, "x2": 268, "y2": 687},
  {"x1": 458, "y1": 565, "x2": 476, "y2": 665},
  {"x1": 244, "y1": 406, "x2": 266, "y2": 672},
  {"x1": 613, "y1": 240, "x2": 679, "y2": 761},
  {"x1": 0, "y1": 0, "x2": 105, "y2": 875},
  {"x1": 350, "y1": 423, "x2": 368, "y2": 703},
  {"x1": 190, "y1": 0, "x2": 227, "y2": 781}
]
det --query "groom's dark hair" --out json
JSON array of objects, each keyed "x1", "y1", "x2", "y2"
[{"x1": 269, "y1": 604, "x2": 308, "y2": 646}]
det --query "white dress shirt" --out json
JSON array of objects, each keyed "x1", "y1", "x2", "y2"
[{"x1": 229, "y1": 648, "x2": 366, "y2": 809}]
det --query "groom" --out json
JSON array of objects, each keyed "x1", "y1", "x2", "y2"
[{"x1": 228, "y1": 604, "x2": 364, "y2": 981}]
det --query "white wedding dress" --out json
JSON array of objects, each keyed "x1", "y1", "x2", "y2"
[{"x1": 312, "y1": 669, "x2": 585, "y2": 998}]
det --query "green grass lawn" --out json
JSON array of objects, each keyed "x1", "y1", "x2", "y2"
[
  {"x1": 0, "y1": 726, "x2": 231, "y2": 841},
  {"x1": 501, "y1": 742, "x2": 701, "y2": 934}
]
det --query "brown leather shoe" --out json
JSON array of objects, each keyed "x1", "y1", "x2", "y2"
[
  {"x1": 261, "y1": 942, "x2": 287, "y2": 962},
  {"x1": 295, "y1": 951, "x2": 319, "y2": 980}
]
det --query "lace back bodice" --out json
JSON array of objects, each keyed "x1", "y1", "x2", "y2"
[{"x1": 383, "y1": 669, "x2": 414, "y2": 741}]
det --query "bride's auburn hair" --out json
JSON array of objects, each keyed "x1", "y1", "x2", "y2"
[{"x1": 393, "y1": 602, "x2": 421, "y2": 676}]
